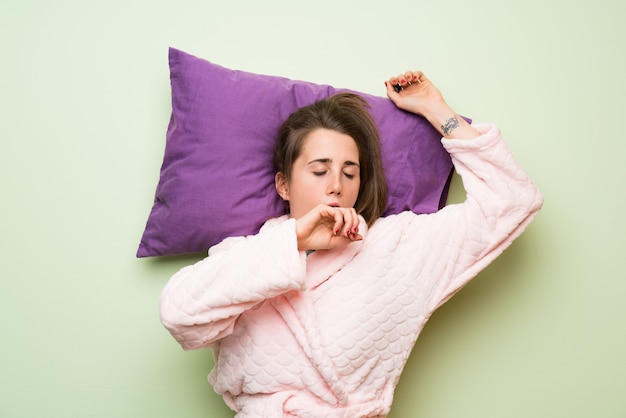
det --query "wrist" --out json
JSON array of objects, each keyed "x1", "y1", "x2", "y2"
[
  {"x1": 422, "y1": 102, "x2": 479, "y2": 140},
  {"x1": 420, "y1": 100, "x2": 454, "y2": 129}
]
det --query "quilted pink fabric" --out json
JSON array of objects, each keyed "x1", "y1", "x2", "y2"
[{"x1": 160, "y1": 123, "x2": 543, "y2": 417}]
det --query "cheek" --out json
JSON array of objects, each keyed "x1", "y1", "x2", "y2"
[{"x1": 348, "y1": 180, "x2": 361, "y2": 203}]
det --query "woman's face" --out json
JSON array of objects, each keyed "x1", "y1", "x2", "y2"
[{"x1": 276, "y1": 128, "x2": 361, "y2": 219}]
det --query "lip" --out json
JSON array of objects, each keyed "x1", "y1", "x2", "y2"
[{"x1": 327, "y1": 203, "x2": 340, "y2": 208}]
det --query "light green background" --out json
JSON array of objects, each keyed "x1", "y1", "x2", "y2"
[{"x1": 1, "y1": 0, "x2": 624, "y2": 417}]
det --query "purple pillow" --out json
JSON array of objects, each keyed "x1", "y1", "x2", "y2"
[{"x1": 137, "y1": 48, "x2": 454, "y2": 257}]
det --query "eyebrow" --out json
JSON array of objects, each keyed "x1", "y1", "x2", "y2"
[{"x1": 307, "y1": 158, "x2": 360, "y2": 167}]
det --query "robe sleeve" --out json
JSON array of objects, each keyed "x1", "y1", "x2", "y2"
[
  {"x1": 159, "y1": 218, "x2": 307, "y2": 350},
  {"x1": 398, "y1": 123, "x2": 544, "y2": 312}
]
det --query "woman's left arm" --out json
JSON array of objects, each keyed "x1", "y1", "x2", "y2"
[{"x1": 385, "y1": 72, "x2": 544, "y2": 311}]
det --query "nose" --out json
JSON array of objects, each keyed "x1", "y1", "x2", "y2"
[{"x1": 327, "y1": 172, "x2": 342, "y2": 195}]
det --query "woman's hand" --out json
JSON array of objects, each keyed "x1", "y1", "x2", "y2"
[
  {"x1": 385, "y1": 70, "x2": 479, "y2": 139},
  {"x1": 295, "y1": 204, "x2": 362, "y2": 251},
  {"x1": 385, "y1": 71, "x2": 445, "y2": 117}
]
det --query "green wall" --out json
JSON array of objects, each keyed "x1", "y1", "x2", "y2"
[{"x1": 2, "y1": 0, "x2": 624, "y2": 417}]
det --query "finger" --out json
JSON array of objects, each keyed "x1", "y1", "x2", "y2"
[
  {"x1": 403, "y1": 71, "x2": 414, "y2": 86},
  {"x1": 387, "y1": 76, "x2": 404, "y2": 93},
  {"x1": 397, "y1": 73, "x2": 409, "y2": 87},
  {"x1": 344, "y1": 209, "x2": 360, "y2": 239},
  {"x1": 349, "y1": 208, "x2": 360, "y2": 232},
  {"x1": 412, "y1": 71, "x2": 428, "y2": 84},
  {"x1": 385, "y1": 80, "x2": 402, "y2": 99},
  {"x1": 331, "y1": 209, "x2": 346, "y2": 237},
  {"x1": 337, "y1": 209, "x2": 352, "y2": 238},
  {"x1": 349, "y1": 230, "x2": 363, "y2": 241}
]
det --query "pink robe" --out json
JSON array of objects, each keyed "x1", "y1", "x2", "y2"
[{"x1": 160, "y1": 123, "x2": 544, "y2": 417}]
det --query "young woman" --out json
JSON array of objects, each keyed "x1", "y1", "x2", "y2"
[{"x1": 159, "y1": 71, "x2": 544, "y2": 417}]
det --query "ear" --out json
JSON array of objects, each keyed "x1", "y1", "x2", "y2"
[{"x1": 275, "y1": 172, "x2": 290, "y2": 201}]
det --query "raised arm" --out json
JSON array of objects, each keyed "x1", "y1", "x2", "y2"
[{"x1": 383, "y1": 70, "x2": 543, "y2": 312}]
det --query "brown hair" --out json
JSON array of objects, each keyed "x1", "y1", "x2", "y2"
[{"x1": 273, "y1": 93, "x2": 387, "y2": 226}]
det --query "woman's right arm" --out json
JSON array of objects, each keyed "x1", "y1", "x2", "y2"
[{"x1": 159, "y1": 218, "x2": 307, "y2": 350}]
